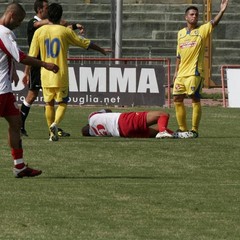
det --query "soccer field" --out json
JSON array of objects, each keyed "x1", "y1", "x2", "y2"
[{"x1": 0, "y1": 106, "x2": 239, "y2": 240}]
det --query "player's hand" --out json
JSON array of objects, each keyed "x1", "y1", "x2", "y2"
[
  {"x1": 43, "y1": 63, "x2": 59, "y2": 73},
  {"x1": 22, "y1": 74, "x2": 30, "y2": 86},
  {"x1": 220, "y1": 0, "x2": 228, "y2": 13},
  {"x1": 76, "y1": 24, "x2": 85, "y2": 35},
  {"x1": 12, "y1": 71, "x2": 19, "y2": 87}
]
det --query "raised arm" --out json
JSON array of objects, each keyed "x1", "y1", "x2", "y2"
[{"x1": 212, "y1": 0, "x2": 229, "y2": 28}]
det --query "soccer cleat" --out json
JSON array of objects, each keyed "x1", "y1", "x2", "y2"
[
  {"x1": 189, "y1": 130, "x2": 199, "y2": 138},
  {"x1": 21, "y1": 128, "x2": 28, "y2": 137},
  {"x1": 156, "y1": 130, "x2": 173, "y2": 139},
  {"x1": 13, "y1": 165, "x2": 42, "y2": 178},
  {"x1": 58, "y1": 128, "x2": 70, "y2": 137},
  {"x1": 173, "y1": 129, "x2": 199, "y2": 138},
  {"x1": 173, "y1": 129, "x2": 190, "y2": 138},
  {"x1": 49, "y1": 124, "x2": 59, "y2": 141}
]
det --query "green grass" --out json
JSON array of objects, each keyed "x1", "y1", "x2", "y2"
[{"x1": 0, "y1": 106, "x2": 240, "y2": 240}]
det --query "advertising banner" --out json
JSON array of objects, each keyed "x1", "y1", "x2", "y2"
[
  {"x1": 14, "y1": 63, "x2": 166, "y2": 106},
  {"x1": 226, "y1": 68, "x2": 240, "y2": 108}
]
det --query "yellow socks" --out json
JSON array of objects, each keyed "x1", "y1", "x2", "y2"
[
  {"x1": 174, "y1": 102, "x2": 187, "y2": 131},
  {"x1": 192, "y1": 102, "x2": 201, "y2": 132},
  {"x1": 54, "y1": 103, "x2": 67, "y2": 125},
  {"x1": 45, "y1": 105, "x2": 55, "y2": 128}
]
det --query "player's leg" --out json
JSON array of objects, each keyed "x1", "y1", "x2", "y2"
[
  {"x1": 188, "y1": 76, "x2": 203, "y2": 137},
  {"x1": 21, "y1": 68, "x2": 41, "y2": 136},
  {"x1": 55, "y1": 102, "x2": 67, "y2": 125},
  {"x1": 173, "y1": 77, "x2": 188, "y2": 132},
  {"x1": 45, "y1": 100, "x2": 55, "y2": 128},
  {"x1": 3, "y1": 93, "x2": 42, "y2": 177},
  {"x1": 173, "y1": 96, "x2": 187, "y2": 131},
  {"x1": 21, "y1": 89, "x2": 39, "y2": 136},
  {"x1": 42, "y1": 87, "x2": 57, "y2": 141},
  {"x1": 53, "y1": 87, "x2": 68, "y2": 126},
  {"x1": 48, "y1": 87, "x2": 69, "y2": 141},
  {"x1": 146, "y1": 111, "x2": 173, "y2": 138}
]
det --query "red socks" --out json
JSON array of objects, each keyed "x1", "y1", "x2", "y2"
[{"x1": 11, "y1": 149, "x2": 25, "y2": 169}]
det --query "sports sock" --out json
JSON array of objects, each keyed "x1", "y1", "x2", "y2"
[
  {"x1": 45, "y1": 105, "x2": 55, "y2": 128},
  {"x1": 192, "y1": 102, "x2": 201, "y2": 132},
  {"x1": 157, "y1": 114, "x2": 169, "y2": 132},
  {"x1": 54, "y1": 103, "x2": 67, "y2": 125},
  {"x1": 11, "y1": 149, "x2": 25, "y2": 169},
  {"x1": 174, "y1": 102, "x2": 187, "y2": 131},
  {"x1": 21, "y1": 100, "x2": 31, "y2": 129}
]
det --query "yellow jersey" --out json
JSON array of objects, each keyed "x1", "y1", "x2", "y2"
[
  {"x1": 176, "y1": 22, "x2": 213, "y2": 78},
  {"x1": 29, "y1": 24, "x2": 91, "y2": 87}
]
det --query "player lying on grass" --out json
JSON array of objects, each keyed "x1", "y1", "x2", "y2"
[{"x1": 81, "y1": 109, "x2": 174, "y2": 138}]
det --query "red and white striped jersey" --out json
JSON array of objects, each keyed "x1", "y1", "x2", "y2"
[
  {"x1": 88, "y1": 112, "x2": 121, "y2": 137},
  {"x1": 0, "y1": 25, "x2": 26, "y2": 94}
]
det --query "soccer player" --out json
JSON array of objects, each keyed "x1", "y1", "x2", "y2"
[
  {"x1": 0, "y1": 3, "x2": 59, "y2": 177},
  {"x1": 172, "y1": 0, "x2": 229, "y2": 138},
  {"x1": 21, "y1": 0, "x2": 84, "y2": 137},
  {"x1": 82, "y1": 109, "x2": 173, "y2": 138},
  {"x1": 28, "y1": 3, "x2": 107, "y2": 141}
]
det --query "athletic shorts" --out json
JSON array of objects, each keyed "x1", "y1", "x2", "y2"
[
  {"x1": 118, "y1": 111, "x2": 150, "y2": 138},
  {"x1": 29, "y1": 67, "x2": 41, "y2": 90},
  {"x1": 173, "y1": 76, "x2": 203, "y2": 98},
  {"x1": 0, "y1": 93, "x2": 20, "y2": 117},
  {"x1": 42, "y1": 87, "x2": 69, "y2": 103}
]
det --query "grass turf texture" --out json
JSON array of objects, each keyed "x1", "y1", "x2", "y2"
[{"x1": 0, "y1": 106, "x2": 239, "y2": 240}]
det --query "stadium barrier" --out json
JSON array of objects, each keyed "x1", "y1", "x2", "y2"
[
  {"x1": 14, "y1": 57, "x2": 171, "y2": 107},
  {"x1": 221, "y1": 65, "x2": 240, "y2": 108}
]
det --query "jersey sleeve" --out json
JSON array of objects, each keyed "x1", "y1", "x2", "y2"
[
  {"x1": 0, "y1": 30, "x2": 27, "y2": 62},
  {"x1": 199, "y1": 22, "x2": 213, "y2": 39},
  {"x1": 66, "y1": 28, "x2": 91, "y2": 49}
]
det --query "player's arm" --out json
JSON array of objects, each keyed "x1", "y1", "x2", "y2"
[
  {"x1": 61, "y1": 19, "x2": 85, "y2": 35},
  {"x1": 33, "y1": 19, "x2": 49, "y2": 28},
  {"x1": 12, "y1": 63, "x2": 19, "y2": 87},
  {"x1": 22, "y1": 65, "x2": 31, "y2": 86},
  {"x1": 68, "y1": 23, "x2": 85, "y2": 35},
  {"x1": 211, "y1": 0, "x2": 229, "y2": 28},
  {"x1": 88, "y1": 42, "x2": 107, "y2": 55},
  {"x1": 173, "y1": 57, "x2": 180, "y2": 82},
  {"x1": 20, "y1": 55, "x2": 59, "y2": 73}
]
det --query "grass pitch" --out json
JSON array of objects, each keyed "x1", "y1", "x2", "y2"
[{"x1": 0, "y1": 106, "x2": 239, "y2": 240}]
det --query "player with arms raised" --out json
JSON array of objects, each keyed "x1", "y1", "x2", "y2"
[{"x1": 173, "y1": 0, "x2": 229, "y2": 138}]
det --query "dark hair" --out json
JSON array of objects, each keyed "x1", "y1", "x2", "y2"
[
  {"x1": 82, "y1": 124, "x2": 91, "y2": 136},
  {"x1": 185, "y1": 6, "x2": 198, "y2": 14},
  {"x1": 34, "y1": 0, "x2": 48, "y2": 14},
  {"x1": 47, "y1": 3, "x2": 62, "y2": 23}
]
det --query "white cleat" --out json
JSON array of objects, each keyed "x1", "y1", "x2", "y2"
[
  {"x1": 156, "y1": 130, "x2": 173, "y2": 139},
  {"x1": 173, "y1": 131, "x2": 194, "y2": 139}
]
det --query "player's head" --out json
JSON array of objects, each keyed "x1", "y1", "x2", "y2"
[
  {"x1": 34, "y1": 0, "x2": 48, "y2": 19},
  {"x1": 82, "y1": 124, "x2": 91, "y2": 136},
  {"x1": 185, "y1": 6, "x2": 198, "y2": 15},
  {"x1": 185, "y1": 6, "x2": 199, "y2": 25},
  {"x1": 3, "y1": 3, "x2": 26, "y2": 30},
  {"x1": 47, "y1": 3, "x2": 62, "y2": 24}
]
